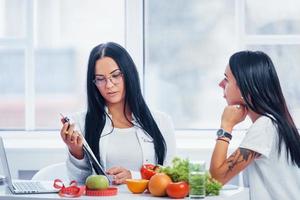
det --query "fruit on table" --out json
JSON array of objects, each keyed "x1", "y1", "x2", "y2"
[
  {"x1": 140, "y1": 164, "x2": 159, "y2": 180},
  {"x1": 148, "y1": 173, "x2": 172, "y2": 197},
  {"x1": 125, "y1": 179, "x2": 149, "y2": 194},
  {"x1": 166, "y1": 181, "x2": 189, "y2": 199},
  {"x1": 85, "y1": 175, "x2": 109, "y2": 190}
]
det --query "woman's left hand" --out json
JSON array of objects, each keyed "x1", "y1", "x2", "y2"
[
  {"x1": 221, "y1": 104, "x2": 248, "y2": 132},
  {"x1": 106, "y1": 166, "x2": 132, "y2": 184}
]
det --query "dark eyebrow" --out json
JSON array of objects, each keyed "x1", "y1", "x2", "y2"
[
  {"x1": 95, "y1": 69, "x2": 120, "y2": 76},
  {"x1": 109, "y1": 69, "x2": 120, "y2": 74}
]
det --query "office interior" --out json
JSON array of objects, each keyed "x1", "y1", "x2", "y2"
[{"x1": 0, "y1": 0, "x2": 299, "y2": 197}]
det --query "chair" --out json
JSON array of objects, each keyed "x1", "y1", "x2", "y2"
[{"x1": 32, "y1": 162, "x2": 69, "y2": 182}]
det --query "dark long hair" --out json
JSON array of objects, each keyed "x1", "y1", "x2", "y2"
[
  {"x1": 229, "y1": 51, "x2": 300, "y2": 167},
  {"x1": 85, "y1": 42, "x2": 166, "y2": 165}
]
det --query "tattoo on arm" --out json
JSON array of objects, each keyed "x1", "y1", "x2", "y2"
[{"x1": 227, "y1": 148, "x2": 260, "y2": 172}]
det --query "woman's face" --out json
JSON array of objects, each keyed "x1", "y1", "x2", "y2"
[
  {"x1": 219, "y1": 65, "x2": 243, "y2": 105},
  {"x1": 94, "y1": 57, "x2": 125, "y2": 106}
]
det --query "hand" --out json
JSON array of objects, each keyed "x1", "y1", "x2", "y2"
[
  {"x1": 106, "y1": 166, "x2": 132, "y2": 185},
  {"x1": 60, "y1": 122, "x2": 84, "y2": 159},
  {"x1": 221, "y1": 104, "x2": 248, "y2": 132}
]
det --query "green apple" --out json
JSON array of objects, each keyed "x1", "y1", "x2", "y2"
[{"x1": 85, "y1": 175, "x2": 109, "y2": 190}]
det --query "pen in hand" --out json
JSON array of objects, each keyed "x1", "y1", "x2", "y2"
[
  {"x1": 60, "y1": 113, "x2": 70, "y2": 135},
  {"x1": 59, "y1": 113, "x2": 84, "y2": 159}
]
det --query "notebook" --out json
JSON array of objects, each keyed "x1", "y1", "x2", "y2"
[{"x1": 0, "y1": 136, "x2": 59, "y2": 194}]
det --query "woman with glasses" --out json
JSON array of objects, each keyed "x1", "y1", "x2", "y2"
[
  {"x1": 60, "y1": 42, "x2": 176, "y2": 184},
  {"x1": 210, "y1": 51, "x2": 300, "y2": 200}
]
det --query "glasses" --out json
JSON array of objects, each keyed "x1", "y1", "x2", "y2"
[{"x1": 93, "y1": 70, "x2": 123, "y2": 87}]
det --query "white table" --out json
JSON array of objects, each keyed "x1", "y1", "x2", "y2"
[{"x1": 0, "y1": 184, "x2": 249, "y2": 200}]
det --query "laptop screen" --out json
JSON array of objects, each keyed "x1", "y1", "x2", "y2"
[{"x1": 0, "y1": 136, "x2": 14, "y2": 190}]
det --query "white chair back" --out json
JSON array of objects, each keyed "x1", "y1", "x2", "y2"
[{"x1": 32, "y1": 162, "x2": 69, "y2": 182}]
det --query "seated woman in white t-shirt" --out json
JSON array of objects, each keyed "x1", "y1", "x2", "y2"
[
  {"x1": 59, "y1": 42, "x2": 176, "y2": 185},
  {"x1": 210, "y1": 51, "x2": 300, "y2": 200}
]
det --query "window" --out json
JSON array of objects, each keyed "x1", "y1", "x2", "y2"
[
  {"x1": 1, "y1": 0, "x2": 300, "y2": 131},
  {"x1": 0, "y1": 0, "x2": 125, "y2": 130},
  {"x1": 144, "y1": 0, "x2": 300, "y2": 129},
  {"x1": 245, "y1": 0, "x2": 300, "y2": 126}
]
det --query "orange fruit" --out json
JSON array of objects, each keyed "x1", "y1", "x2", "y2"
[
  {"x1": 125, "y1": 179, "x2": 149, "y2": 194},
  {"x1": 148, "y1": 173, "x2": 172, "y2": 197}
]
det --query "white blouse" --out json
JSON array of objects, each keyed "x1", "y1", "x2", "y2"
[{"x1": 105, "y1": 127, "x2": 143, "y2": 171}]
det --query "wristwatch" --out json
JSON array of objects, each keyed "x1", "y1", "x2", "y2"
[{"x1": 216, "y1": 129, "x2": 232, "y2": 140}]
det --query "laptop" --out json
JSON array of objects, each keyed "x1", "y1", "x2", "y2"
[{"x1": 0, "y1": 136, "x2": 59, "y2": 194}]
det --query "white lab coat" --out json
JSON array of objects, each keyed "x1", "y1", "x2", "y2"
[{"x1": 65, "y1": 110, "x2": 176, "y2": 183}]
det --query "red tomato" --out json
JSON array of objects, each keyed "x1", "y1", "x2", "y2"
[
  {"x1": 140, "y1": 164, "x2": 159, "y2": 180},
  {"x1": 166, "y1": 181, "x2": 189, "y2": 199}
]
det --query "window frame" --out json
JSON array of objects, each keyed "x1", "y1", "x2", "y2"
[
  {"x1": 0, "y1": 0, "x2": 35, "y2": 130},
  {"x1": 1, "y1": 0, "x2": 127, "y2": 131},
  {"x1": 133, "y1": 0, "x2": 300, "y2": 130},
  {"x1": 1, "y1": 0, "x2": 300, "y2": 131}
]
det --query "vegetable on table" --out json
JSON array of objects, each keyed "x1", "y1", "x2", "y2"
[
  {"x1": 159, "y1": 157, "x2": 222, "y2": 196},
  {"x1": 140, "y1": 164, "x2": 160, "y2": 180},
  {"x1": 166, "y1": 181, "x2": 189, "y2": 198}
]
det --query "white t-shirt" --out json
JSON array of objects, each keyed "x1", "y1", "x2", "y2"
[
  {"x1": 105, "y1": 127, "x2": 143, "y2": 171},
  {"x1": 240, "y1": 116, "x2": 300, "y2": 200}
]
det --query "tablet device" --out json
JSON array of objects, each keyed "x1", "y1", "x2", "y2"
[{"x1": 61, "y1": 114, "x2": 112, "y2": 183}]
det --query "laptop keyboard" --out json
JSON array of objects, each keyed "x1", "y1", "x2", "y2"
[{"x1": 13, "y1": 181, "x2": 45, "y2": 191}]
